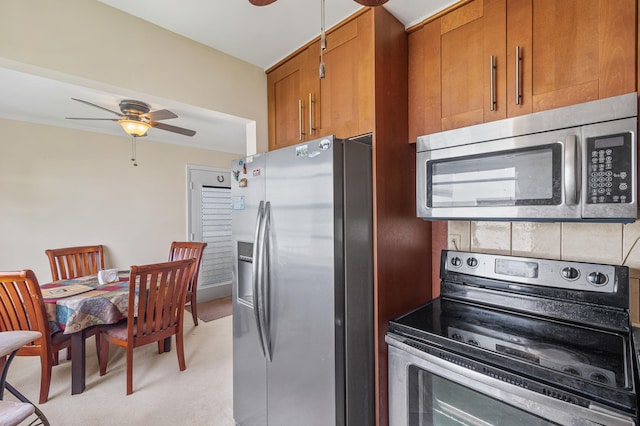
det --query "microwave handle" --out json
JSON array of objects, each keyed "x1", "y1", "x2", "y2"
[{"x1": 564, "y1": 135, "x2": 579, "y2": 205}]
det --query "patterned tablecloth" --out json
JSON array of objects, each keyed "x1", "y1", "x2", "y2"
[{"x1": 41, "y1": 272, "x2": 134, "y2": 335}]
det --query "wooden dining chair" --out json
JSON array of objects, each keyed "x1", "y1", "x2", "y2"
[
  {"x1": 0, "y1": 270, "x2": 72, "y2": 404},
  {"x1": 45, "y1": 245, "x2": 103, "y2": 361},
  {"x1": 98, "y1": 258, "x2": 195, "y2": 395},
  {"x1": 45, "y1": 245, "x2": 104, "y2": 281},
  {"x1": 168, "y1": 241, "x2": 207, "y2": 326}
]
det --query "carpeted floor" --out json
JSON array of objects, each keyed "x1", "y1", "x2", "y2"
[
  {"x1": 186, "y1": 296, "x2": 232, "y2": 322},
  {"x1": 6, "y1": 314, "x2": 234, "y2": 425}
]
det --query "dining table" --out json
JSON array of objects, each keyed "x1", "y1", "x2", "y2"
[{"x1": 41, "y1": 271, "x2": 172, "y2": 395}]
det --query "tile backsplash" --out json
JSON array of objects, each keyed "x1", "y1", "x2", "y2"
[{"x1": 448, "y1": 220, "x2": 640, "y2": 325}]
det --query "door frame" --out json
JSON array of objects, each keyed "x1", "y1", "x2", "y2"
[{"x1": 186, "y1": 164, "x2": 232, "y2": 301}]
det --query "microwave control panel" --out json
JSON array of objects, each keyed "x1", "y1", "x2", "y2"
[{"x1": 586, "y1": 132, "x2": 633, "y2": 204}]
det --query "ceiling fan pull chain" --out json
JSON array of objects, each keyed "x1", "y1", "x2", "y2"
[{"x1": 131, "y1": 136, "x2": 138, "y2": 167}]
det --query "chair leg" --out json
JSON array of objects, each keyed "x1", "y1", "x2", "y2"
[
  {"x1": 98, "y1": 334, "x2": 110, "y2": 376},
  {"x1": 190, "y1": 291, "x2": 199, "y2": 326},
  {"x1": 126, "y1": 346, "x2": 133, "y2": 395},
  {"x1": 38, "y1": 353, "x2": 53, "y2": 404},
  {"x1": 66, "y1": 348, "x2": 71, "y2": 361},
  {"x1": 95, "y1": 330, "x2": 101, "y2": 362},
  {"x1": 157, "y1": 341, "x2": 164, "y2": 354},
  {"x1": 176, "y1": 330, "x2": 186, "y2": 371}
]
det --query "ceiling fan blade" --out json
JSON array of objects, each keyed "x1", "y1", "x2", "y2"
[
  {"x1": 249, "y1": 0, "x2": 277, "y2": 5},
  {"x1": 152, "y1": 122, "x2": 196, "y2": 137},
  {"x1": 66, "y1": 117, "x2": 119, "y2": 121},
  {"x1": 145, "y1": 109, "x2": 178, "y2": 121},
  {"x1": 354, "y1": 0, "x2": 388, "y2": 5},
  {"x1": 71, "y1": 98, "x2": 124, "y2": 117}
]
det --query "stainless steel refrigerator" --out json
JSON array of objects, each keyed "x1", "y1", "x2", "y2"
[{"x1": 231, "y1": 135, "x2": 374, "y2": 426}]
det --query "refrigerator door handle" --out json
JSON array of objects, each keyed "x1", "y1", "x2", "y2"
[
  {"x1": 259, "y1": 201, "x2": 273, "y2": 361},
  {"x1": 252, "y1": 201, "x2": 267, "y2": 358}
]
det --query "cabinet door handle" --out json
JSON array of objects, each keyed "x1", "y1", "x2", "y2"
[
  {"x1": 489, "y1": 56, "x2": 496, "y2": 111},
  {"x1": 308, "y1": 93, "x2": 315, "y2": 137},
  {"x1": 298, "y1": 99, "x2": 305, "y2": 141},
  {"x1": 515, "y1": 46, "x2": 522, "y2": 105}
]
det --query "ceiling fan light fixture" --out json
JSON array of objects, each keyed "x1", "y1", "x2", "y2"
[
  {"x1": 118, "y1": 119, "x2": 151, "y2": 137},
  {"x1": 353, "y1": 0, "x2": 389, "y2": 5}
]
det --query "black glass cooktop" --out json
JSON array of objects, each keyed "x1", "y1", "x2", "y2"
[{"x1": 390, "y1": 297, "x2": 636, "y2": 411}]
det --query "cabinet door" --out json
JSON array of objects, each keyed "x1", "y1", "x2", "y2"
[
  {"x1": 408, "y1": 19, "x2": 442, "y2": 142},
  {"x1": 506, "y1": 0, "x2": 533, "y2": 117},
  {"x1": 267, "y1": 47, "x2": 318, "y2": 151},
  {"x1": 530, "y1": 0, "x2": 635, "y2": 112},
  {"x1": 441, "y1": 0, "x2": 506, "y2": 131},
  {"x1": 317, "y1": 12, "x2": 373, "y2": 138},
  {"x1": 267, "y1": 54, "x2": 305, "y2": 150}
]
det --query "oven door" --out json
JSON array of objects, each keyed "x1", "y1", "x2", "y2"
[
  {"x1": 416, "y1": 127, "x2": 580, "y2": 221},
  {"x1": 387, "y1": 335, "x2": 636, "y2": 426}
]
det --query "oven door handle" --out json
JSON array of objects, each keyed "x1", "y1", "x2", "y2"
[{"x1": 564, "y1": 135, "x2": 579, "y2": 206}]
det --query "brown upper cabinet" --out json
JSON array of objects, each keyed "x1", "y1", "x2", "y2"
[
  {"x1": 408, "y1": 0, "x2": 636, "y2": 143},
  {"x1": 266, "y1": 44, "x2": 319, "y2": 151},
  {"x1": 267, "y1": 10, "x2": 374, "y2": 150}
]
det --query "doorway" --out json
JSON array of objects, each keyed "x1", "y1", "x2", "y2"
[{"x1": 187, "y1": 165, "x2": 232, "y2": 302}]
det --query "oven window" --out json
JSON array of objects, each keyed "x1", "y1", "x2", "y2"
[
  {"x1": 408, "y1": 365, "x2": 559, "y2": 425},
  {"x1": 427, "y1": 144, "x2": 562, "y2": 208}
]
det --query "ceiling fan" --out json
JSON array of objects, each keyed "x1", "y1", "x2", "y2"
[
  {"x1": 249, "y1": 0, "x2": 388, "y2": 6},
  {"x1": 66, "y1": 98, "x2": 197, "y2": 138}
]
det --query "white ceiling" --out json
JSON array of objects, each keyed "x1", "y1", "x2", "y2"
[
  {"x1": 98, "y1": 0, "x2": 454, "y2": 70},
  {"x1": 1, "y1": 0, "x2": 452, "y2": 155}
]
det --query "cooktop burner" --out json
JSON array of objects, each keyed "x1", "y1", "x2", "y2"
[{"x1": 389, "y1": 250, "x2": 638, "y2": 414}]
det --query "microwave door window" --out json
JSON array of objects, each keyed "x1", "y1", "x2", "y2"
[{"x1": 428, "y1": 146, "x2": 561, "y2": 208}]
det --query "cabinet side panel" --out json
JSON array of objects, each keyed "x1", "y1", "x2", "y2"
[
  {"x1": 407, "y1": 27, "x2": 426, "y2": 143},
  {"x1": 373, "y1": 7, "x2": 433, "y2": 426}
]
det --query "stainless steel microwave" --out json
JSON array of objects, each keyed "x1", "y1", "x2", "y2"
[{"x1": 416, "y1": 93, "x2": 638, "y2": 223}]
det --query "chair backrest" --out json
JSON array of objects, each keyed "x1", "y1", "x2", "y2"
[
  {"x1": 168, "y1": 242, "x2": 207, "y2": 293},
  {"x1": 45, "y1": 245, "x2": 104, "y2": 281},
  {"x1": 0, "y1": 270, "x2": 53, "y2": 357},
  {"x1": 127, "y1": 259, "x2": 195, "y2": 343}
]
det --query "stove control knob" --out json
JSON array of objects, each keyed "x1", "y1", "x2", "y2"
[
  {"x1": 587, "y1": 271, "x2": 608, "y2": 286},
  {"x1": 466, "y1": 257, "x2": 478, "y2": 267},
  {"x1": 451, "y1": 257, "x2": 462, "y2": 267},
  {"x1": 561, "y1": 267, "x2": 579, "y2": 280}
]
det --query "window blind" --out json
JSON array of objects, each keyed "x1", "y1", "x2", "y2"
[{"x1": 200, "y1": 186, "x2": 233, "y2": 288}]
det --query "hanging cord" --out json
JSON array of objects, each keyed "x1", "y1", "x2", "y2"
[
  {"x1": 319, "y1": 0, "x2": 326, "y2": 79},
  {"x1": 622, "y1": 234, "x2": 640, "y2": 266},
  {"x1": 131, "y1": 136, "x2": 138, "y2": 167}
]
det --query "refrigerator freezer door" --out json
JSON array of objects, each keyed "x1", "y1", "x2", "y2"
[
  {"x1": 232, "y1": 155, "x2": 267, "y2": 426},
  {"x1": 265, "y1": 138, "x2": 338, "y2": 425}
]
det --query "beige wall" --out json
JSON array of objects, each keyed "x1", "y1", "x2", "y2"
[
  {"x1": 0, "y1": 0, "x2": 268, "y2": 152},
  {"x1": 0, "y1": 118, "x2": 238, "y2": 281},
  {"x1": 447, "y1": 220, "x2": 640, "y2": 325},
  {"x1": 0, "y1": 1, "x2": 268, "y2": 281}
]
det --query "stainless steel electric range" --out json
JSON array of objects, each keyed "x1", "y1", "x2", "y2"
[{"x1": 387, "y1": 250, "x2": 639, "y2": 426}]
